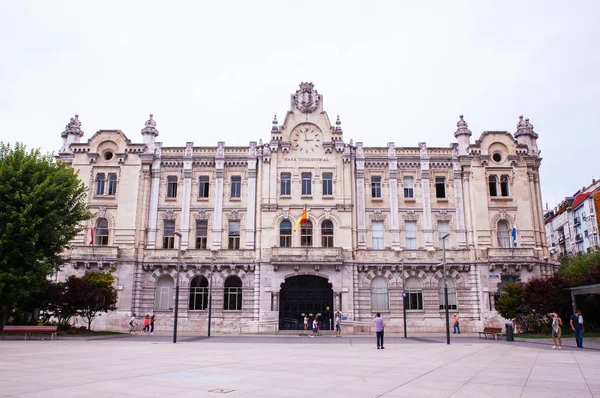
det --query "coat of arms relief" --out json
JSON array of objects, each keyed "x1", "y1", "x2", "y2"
[{"x1": 294, "y1": 82, "x2": 320, "y2": 113}]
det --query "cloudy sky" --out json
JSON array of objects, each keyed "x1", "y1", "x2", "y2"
[{"x1": 1, "y1": 1, "x2": 598, "y2": 208}]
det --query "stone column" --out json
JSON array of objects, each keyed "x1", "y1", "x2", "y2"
[
  {"x1": 246, "y1": 142, "x2": 257, "y2": 249},
  {"x1": 253, "y1": 264, "x2": 260, "y2": 321},
  {"x1": 528, "y1": 170, "x2": 541, "y2": 248},
  {"x1": 462, "y1": 168, "x2": 475, "y2": 249},
  {"x1": 146, "y1": 153, "x2": 162, "y2": 249},
  {"x1": 180, "y1": 142, "x2": 193, "y2": 250},
  {"x1": 356, "y1": 143, "x2": 367, "y2": 249},
  {"x1": 419, "y1": 143, "x2": 434, "y2": 250},
  {"x1": 452, "y1": 158, "x2": 467, "y2": 249},
  {"x1": 212, "y1": 142, "x2": 225, "y2": 250},
  {"x1": 388, "y1": 142, "x2": 401, "y2": 250},
  {"x1": 534, "y1": 171, "x2": 547, "y2": 250}
]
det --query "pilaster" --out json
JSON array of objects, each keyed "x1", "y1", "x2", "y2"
[
  {"x1": 146, "y1": 150, "x2": 162, "y2": 249},
  {"x1": 212, "y1": 142, "x2": 225, "y2": 250},
  {"x1": 180, "y1": 142, "x2": 193, "y2": 250},
  {"x1": 355, "y1": 143, "x2": 367, "y2": 249},
  {"x1": 246, "y1": 142, "x2": 258, "y2": 249},
  {"x1": 388, "y1": 142, "x2": 401, "y2": 250},
  {"x1": 452, "y1": 158, "x2": 467, "y2": 249},
  {"x1": 419, "y1": 143, "x2": 434, "y2": 250}
]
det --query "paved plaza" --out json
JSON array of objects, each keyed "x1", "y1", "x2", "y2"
[{"x1": 1, "y1": 335, "x2": 599, "y2": 398}]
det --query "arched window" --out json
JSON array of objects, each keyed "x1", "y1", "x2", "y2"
[
  {"x1": 404, "y1": 277, "x2": 423, "y2": 310},
  {"x1": 439, "y1": 278, "x2": 457, "y2": 310},
  {"x1": 189, "y1": 276, "x2": 209, "y2": 310},
  {"x1": 301, "y1": 220, "x2": 313, "y2": 247},
  {"x1": 224, "y1": 276, "x2": 242, "y2": 310},
  {"x1": 155, "y1": 275, "x2": 174, "y2": 310},
  {"x1": 280, "y1": 220, "x2": 292, "y2": 247},
  {"x1": 96, "y1": 218, "x2": 109, "y2": 246},
  {"x1": 321, "y1": 220, "x2": 334, "y2": 247},
  {"x1": 371, "y1": 277, "x2": 389, "y2": 311},
  {"x1": 497, "y1": 220, "x2": 511, "y2": 248}
]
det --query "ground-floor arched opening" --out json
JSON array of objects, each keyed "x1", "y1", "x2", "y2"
[{"x1": 279, "y1": 275, "x2": 333, "y2": 331}]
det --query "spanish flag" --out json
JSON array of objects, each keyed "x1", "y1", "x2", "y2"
[{"x1": 293, "y1": 208, "x2": 308, "y2": 232}]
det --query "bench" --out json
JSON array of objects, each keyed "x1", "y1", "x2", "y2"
[
  {"x1": 478, "y1": 327, "x2": 503, "y2": 340},
  {"x1": 1, "y1": 325, "x2": 58, "y2": 340}
]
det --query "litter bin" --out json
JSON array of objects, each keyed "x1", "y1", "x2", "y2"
[{"x1": 505, "y1": 323, "x2": 514, "y2": 342}]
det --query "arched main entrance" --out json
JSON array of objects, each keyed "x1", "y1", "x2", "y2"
[{"x1": 279, "y1": 275, "x2": 333, "y2": 331}]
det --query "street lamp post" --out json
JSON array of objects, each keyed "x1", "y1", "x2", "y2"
[
  {"x1": 441, "y1": 233, "x2": 451, "y2": 345},
  {"x1": 173, "y1": 232, "x2": 183, "y2": 344},
  {"x1": 401, "y1": 260, "x2": 407, "y2": 338},
  {"x1": 207, "y1": 268, "x2": 213, "y2": 337}
]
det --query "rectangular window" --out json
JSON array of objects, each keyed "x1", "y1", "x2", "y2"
[
  {"x1": 405, "y1": 290, "x2": 424, "y2": 310},
  {"x1": 198, "y1": 176, "x2": 210, "y2": 198},
  {"x1": 195, "y1": 220, "x2": 208, "y2": 249},
  {"x1": 107, "y1": 173, "x2": 117, "y2": 196},
  {"x1": 95, "y1": 173, "x2": 105, "y2": 195},
  {"x1": 489, "y1": 175, "x2": 498, "y2": 197},
  {"x1": 301, "y1": 172, "x2": 312, "y2": 196},
  {"x1": 371, "y1": 176, "x2": 382, "y2": 198},
  {"x1": 230, "y1": 176, "x2": 241, "y2": 198},
  {"x1": 163, "y1": 220, "x2": 175, "y2": 249},
  {"x1": 403, "y1": 176, "x2": 414, "y2": 198},
  {"x1": 167, "y1": 176, "x2": 178, "y2": 198},
  {"x1": 228, "y1": 221, "x2": 240, "y2": 249},
  {"x1": 322, "y1": 173, "x2": 333, "y2": 196},
  {"x1": 438, "y1": 221, "x2": 450, "y2": 249},
  {"x1": 500, "y1": 175, "x2": 510, "y2": 197},
  {"x1": 435, "y1": 177, "x2": 446, "y2": 198},
  {"x1": 280, "y1": 173, "x2": 291, "y2": 196},
  {"x1": 372, "y1": 221, "x2": 384, "y2": 249},
  {"x1": 405, "y1": 221, "x2": 417, "y2": 249}
]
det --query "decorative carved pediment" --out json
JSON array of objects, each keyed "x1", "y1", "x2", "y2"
[
  {"x1": 402, "y1": 211, "x2": 419, "y2": 221},
  {"x1": 165, "y1": 210, "x2": 175, "y2": 220},
  {"x1": 227, "y1": 210, "x2": 241, "y2": 220},
  {"x1": 435, "y1": 210, "x2": 452, "y2": 221},
  {"x1": 369, "y1": 210, "x2": 385, "y2": 221}
]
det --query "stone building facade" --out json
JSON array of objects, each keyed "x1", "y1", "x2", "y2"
[{"x1": 57, "y1": 83, "x2": 553, "y2": 334}]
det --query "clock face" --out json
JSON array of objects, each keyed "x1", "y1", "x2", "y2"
[{"x1": 292, "y1": 124, "x2": 322, "y2": 153}]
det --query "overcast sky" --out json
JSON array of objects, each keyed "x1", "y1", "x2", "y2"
[{"x1": 1, "y1": 1, "x2": 598, "y2": 208}]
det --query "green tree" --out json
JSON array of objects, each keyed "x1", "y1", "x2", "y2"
[
  {"x1": 0, "y1": 142, "x2": 89, "y2": 327},
  {"x1": 79, "y1": 271, "x2": 118, "y2": 330},
  {"x1": 494, "y1": 282, "x2": 523, "y2": 320}
]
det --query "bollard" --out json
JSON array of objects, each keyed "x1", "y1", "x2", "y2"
[{"x1": 505, "y1": 323, "x2": 514, "y2": 342}]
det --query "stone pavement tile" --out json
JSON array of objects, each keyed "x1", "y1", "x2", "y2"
[
  {"x1": 17, "y1": 386, "x2": 119, "y2": 398},
  {"x1": 526, "y1": 379, "x2": 588, "y2": 391},
  {"x1": 401, "y1": 380, "x2": 465, "y2": 391},
  {"x1": 439, "y1": 383, "x2": 523, "y2": 398},
  {"x1": 82, "y1": 379, "x2": 193, "y2": 398},
  {"x1": 469, "y1": 372, "x2": 528, "y2": 387},
  {"x1": 377, "y1": 385, "x2": 455, "y2": 397},
  {"x1": 522, "y1": 386, "x2": 593, "y2": 398}
]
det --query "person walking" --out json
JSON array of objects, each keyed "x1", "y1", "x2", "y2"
[
  {"x1": 549, "y1": 312, "x2": 563, "y2": 349},
  {"x1": 129, "y1": 313, "x2": 138, "y2": 334},
  {"x1": 150, "y1": 315, "x2": 155, "y2": 335},
  {"x1": 453, "y1": 314, "x2": 461, "y2": 334},
  {"x1": 373, "y1": 312, "x2": 385, "y2": 349},
  {"x1": 335, "y1": 312, "x2": 342, "y2": 337},
  {"x1": 304, "y1": 315, "x2": 309, "y2": 331},
  {"x1": 142, "y1": 315, "x2": 150, "y2": 334},
  {"x1": 570, "y1": 310, "x2": 584, "y2": 348}
]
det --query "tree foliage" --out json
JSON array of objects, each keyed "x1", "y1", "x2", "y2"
[
  {"x1": 0, "y1": 142, "x2": 90, "y2": 326},
  {"x1": 44, "y1": 272, "x2": 118, "y2": 331},
  {"x1": 494, "y1": 282, "x2": 523, "y2": 320}
]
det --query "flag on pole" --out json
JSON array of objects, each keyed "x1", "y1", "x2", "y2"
[
  {"x1": 511, "y1": 217, "x2": 518, "y2": 248},
  {"x1": 89, "y1": 226, "x2": 94, "y2": 245},
  {"x1": 293, "y1": 208, "x2": 308, "y2": 232}
]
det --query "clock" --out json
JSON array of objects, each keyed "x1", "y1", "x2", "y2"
[{"x1": 292, "y1": 124, "x2": 322, "y2": 153}]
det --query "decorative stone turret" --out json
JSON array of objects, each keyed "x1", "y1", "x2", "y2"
[
  {"x1": 514, "y1": 115, "x2": 539, "y2": 155},
  {"x1": 453, "y1": 115, "x2": 472, "y2": 156},
  {"x1": 60, "y1": 114, "x2": 84, "y2": 153},
  {"x1": 141, "y1": 114, "x2": 159, "y2": 149}
]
